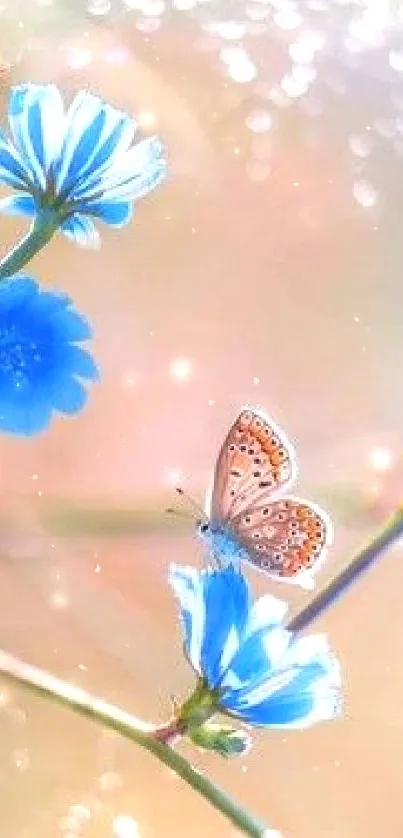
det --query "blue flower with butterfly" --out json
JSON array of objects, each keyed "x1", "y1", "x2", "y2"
[
  {"x1": 170, "y1": 563, "x2": 341, "y2": 729},
  {"x1": 0, "y1": 84, "x2": 166, "y2": 247}
]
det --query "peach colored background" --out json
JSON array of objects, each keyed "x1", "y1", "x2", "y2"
[{"x1": 1, "y1": 6, "x2": 403, "y2": 837}]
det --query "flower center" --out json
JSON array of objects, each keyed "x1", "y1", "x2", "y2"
[{"x1": 0, "y1": 326, "x2": 43, "y2": 383}]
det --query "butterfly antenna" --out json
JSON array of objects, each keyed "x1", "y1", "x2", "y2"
[
  {"x1": 175, "y1": 487, "x2": 207, "y2": 522},
  {"x1": 165, "y1": 507, "x2": 195, "y2": 520}
]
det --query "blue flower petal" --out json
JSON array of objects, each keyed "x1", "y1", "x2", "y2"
[
  {"x1": 82, "y1": 199, "x2": 133, "y2": 227},
  {"x1": 0, "y1": 276, "x2": 97, "y2": 436},
  {"x1": 51, "y1": 309, "x2": 93, "y2": 342},
  {"x1": 8, "y1": 85, "x2": 65, "y2": 190},
  {"x1": 169, "y1": 565, "x2": 206, "y2": 675},
  {"x1": 0, "y1": 399, "x2": 53, "y2": 436},
  {"x1": 60, "y1": 213, "x2": 100, "y2": 248},
  {"x1": 0, "y1": 274, "x2": 37, "y2": 315},
  {"x1": 55, "y1": 92, "x2": 136, "y2": 197},
  {"x1": 50, "y1": 376, "x2": 88, "y2": 415},
  {"x1": 200, "y1": 568, "x2": 250, "y2": 688},
  {"x1": 220, "y1": 626, "x2": 291, "y2": 692},
  {"x1": 238, "y1": 692, "x2": 316, "y2": 728},
  {"x1": 0, "y1": 132, "x2": 30, "y2": 189},
  {"x1": 56, "y1": 344, "x2": 100, "y2": 381},
  {"x1": 0, "y1": 193, "x2": 36, "y2": 217},
  {"x1": 85, "y1": 136, "x2": 166, "y2": 202}
]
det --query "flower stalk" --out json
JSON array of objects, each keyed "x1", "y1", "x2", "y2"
[
  {"x1": 0, "y1": 509, "x2": 402, "y2": 837},
  {"x1": 0, "y1": 651, "x2": 269, "y2": 838},
  {"x1": 0, "y1": 211, "x2": 60, "y2": 280},
  {"x1": 287, "y1": 506, "x2": 403, "y2": 633}
]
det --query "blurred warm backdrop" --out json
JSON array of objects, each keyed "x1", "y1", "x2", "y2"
[{"x1": 1, "y1": 1, "x2": 403, "y2": 837}]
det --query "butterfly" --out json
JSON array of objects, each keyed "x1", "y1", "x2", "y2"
[{"x1": 173, "y1": 407, "x2": 332, "y2": 590}]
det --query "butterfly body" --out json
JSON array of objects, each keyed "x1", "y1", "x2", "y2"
[
  {"x1": 198, "y1": 522, "x2": 249, "y2": 566},
  {"x1": 200, "y1": 407, "x2": 332, "y2": 589}
]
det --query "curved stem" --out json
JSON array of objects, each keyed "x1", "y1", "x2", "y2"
[
  {"x1": 288, "y1": 507, "x2": 403, "y2": 633},
  {"x1": 0, "y1": 651, "x2": 271, "y2": 838},
  {"x1": 0, "y1": 213, "x2": 59, "y2": 279},
  {"x1": 1, "y1": 511, "x2": 401, "y2": 838}
]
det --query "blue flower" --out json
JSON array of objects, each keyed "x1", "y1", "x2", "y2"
[
  {"x1": 0, "y1": 275, "x2": 98, "y2": 435},
  {"x1": 169, "y1": 564, "x2": 341, "y2": 729},
  {"x1": 0, "y1": 84, "x2": 166, "y2": 247}
]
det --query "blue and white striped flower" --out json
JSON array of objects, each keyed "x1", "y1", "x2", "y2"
[
  {"x1": 0, "y1": 84, "x2": 166, "y2": 247},
  {"x1": 170, "y1": 564, "x2": 341, "y2": 729}
]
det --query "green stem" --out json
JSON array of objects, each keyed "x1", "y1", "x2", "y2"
[
  {"x1": 288, "y1": 507, "x2": 403, "y2": 633},
  {"x1": 0, "y1": 651, "x2": 271, "y2": 838},
  {"x1": 0, "y1": 212, "x2": 60, "y2": 279},
  {"x1": 1, "y1": 511, "x2": 402, "y2": 838}
]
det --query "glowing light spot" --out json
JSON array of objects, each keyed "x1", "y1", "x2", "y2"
[
  {"x1": 66, "y1": 48, "x2": 93, "y2": 69},
  {"x1": 352, "y1": 179, "x2": 378, "y2": 208},
  {"x1": 138, "y1": 110, "x2": 157, "y2": 130},
  {"x1": 253, "y1": 376, "x2": 260, "y2": 384},
  {"x1": 58, "y1": 816, "x2": 81, "y2": 833},
  {"x1": 228, "y1": 58, "x2": 257, "y2": 83},
  {"x1": 140, "y1": 0, "x2": 165, "y2": 15},
  {"x1": 273, "y1": 4, "x2": 301, "y2": 30},
  {"x1": 245, "y1": 109, "x2": 272, "y2": 133},
  {"x1": 220, "y1": 47, "x2": 257, "y2": 83},
  {"x1": 289, "y1": 41, "x2": 315, "y2": 64},
  {"x1": 50, "y1": 590, "x2": 69, "y2": 609},
  {"x1": 208, "y1": 399, "x2": 215, "y2": 406},
  {"x1": 280, "y1": 72, "x2": 310, "y2": 99},
  {"x1": 348, "y1": 6, "x2": 389, "y2": 48},
  {"x1": 104, "y1": 47, "x2": 130, "y2": 64},
  {"x1": 389, "y1": 48, "x2": 403, "y2": 72},
  {"x1": 113, "y1": 815, "x2": 139, "y2": 838},
  {"x1": 136, "y1": 17, "x2": 161, "y2": 31},
  {"x1": 266, "y1": 85, "x2": 292, "y2": 109},
  {"x1": 170, "y1": 358, "x2": 192, "y2": 382},
  {"x1": 68, "y1": 804, "x2": 92, "y2": 825},
  {"x1": 369, "y1": 447, "x2": 393, "y2": 472},
  {"x1": 98, "y1": 771, "x2": 123, "y2": 792},
  {"x1": 12, "y1": 749, "x2": 30, "y2": 772},
  {"x1": 0, "y1": 690, "x2": 11, "y2": 707},
  {"x1": 172, "y1": 0, "x2": 197, "y2": 8},
  {"x1": 206, "y1": 21, "x2": 246, "y2": 40},
  {"x1": 87, "y1": 0, "x2": 111, "y2": 14},
  {"x1": 32, "y1": 473, "x2": 38, "y2": 480},
  {"x1": 348, "y1": 133, "x2": 373, "y2": 158},
  {"x1": 164, "y1": 468, "x2": 183, "y2": 486}
]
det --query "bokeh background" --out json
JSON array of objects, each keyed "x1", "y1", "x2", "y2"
[{"x1": 1, "y1": 0, "x2": 403, "y2": 836}]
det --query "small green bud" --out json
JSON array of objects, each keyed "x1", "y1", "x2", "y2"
[{"x1": 188, "y1": 722, "x2": 252, "y2": 758}]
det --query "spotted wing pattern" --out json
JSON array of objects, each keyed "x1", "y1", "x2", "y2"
[
  {"x1": 210, "y1": 408, "x2": 297, "y2": 524},
  {"x1": 230, "y1": 497, "x2": 331, "y2": 579},
  {"x1": 209, "y1": 408, "x2": 332, "y2": 582}
]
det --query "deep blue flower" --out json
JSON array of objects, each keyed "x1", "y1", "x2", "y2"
[
  {"x1": 170, "y1": 564, "x2": 341, "y2": 729},
  {"x1": 0, "y1": 84, "x2": 166, "y2": 247},
  {"x1": 0, "y1": 275, "x2": 98, "y2": 435}
]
